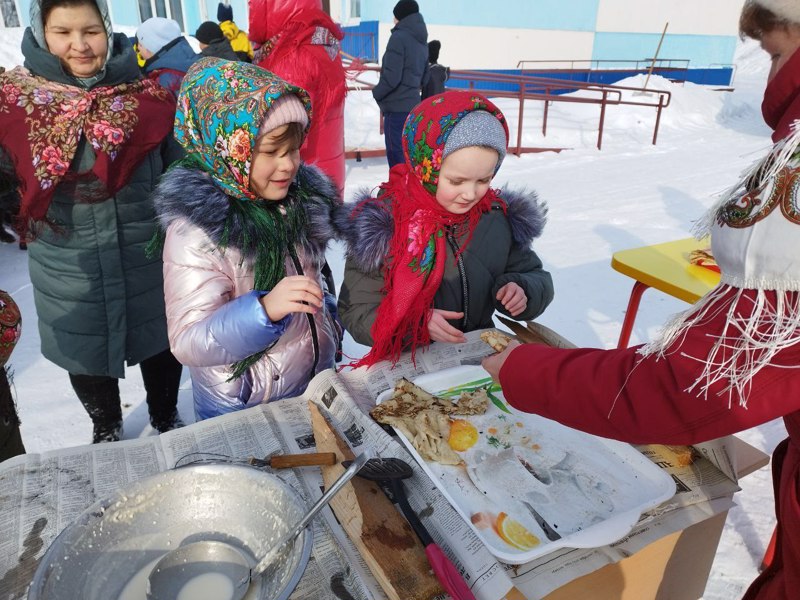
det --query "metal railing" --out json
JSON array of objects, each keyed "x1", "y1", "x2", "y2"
[
  {"x1": 344, "y1": 63, "x2": 672, "y2": 153},
  {"x1": 517, "y1": 58, "x2": 691, "y2": 73},
  {"x1": 449, "y1": 69, "x2": 671, "y2": 151}
]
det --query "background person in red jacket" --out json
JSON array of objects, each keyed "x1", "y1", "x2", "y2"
[
  {"x1": 249, "y1": 0, "x2": 346, "y2": 195},
  {"x1": 483, "y1": 2, "x2": 800, "y2": 599}
]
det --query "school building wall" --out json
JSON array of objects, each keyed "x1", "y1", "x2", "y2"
[
  {"x1": 4, "y1": 0, "x2": 746, "y2": 86},
  {"x1": 346, "y1": 0, "x2": 746, "y2": 84},
  {"x1": 7, "y1": 0, "x2": 250, "y2": 36}
]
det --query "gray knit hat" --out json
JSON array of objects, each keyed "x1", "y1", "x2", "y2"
[{"x1": 443, "y1": 110, "x2": 508, "y2": 171}]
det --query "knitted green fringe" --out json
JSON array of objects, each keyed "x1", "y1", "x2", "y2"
[{"x1": 227, "y1": 193, "x2": 308, "y2": 380}]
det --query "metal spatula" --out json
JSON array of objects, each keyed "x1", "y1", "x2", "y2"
[{"x1": 343, "y1": 457, "x2": 476, "y2": 600}]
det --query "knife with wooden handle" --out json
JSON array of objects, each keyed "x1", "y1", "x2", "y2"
[{"x1": 248, "y1": 452, "x2": 337, "y2": 469}]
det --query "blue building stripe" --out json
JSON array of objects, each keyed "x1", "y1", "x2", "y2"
[
  {"x1": 445, "y1": 67, "x2": 734, "y2": 92},
  {"x1": 111, "y1": 2, "x2": 139, "y2": 27}
]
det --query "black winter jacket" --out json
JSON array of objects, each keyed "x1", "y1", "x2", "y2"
[
  {"x1": 335, "y1": 190, "x2": 554, "y2": 346},
  {"x1": 372, "y1": 13, "x2": 429, "y2": 113},
  {"x1": 422, "y1": 62, "x2": 449, "y2": 99}
]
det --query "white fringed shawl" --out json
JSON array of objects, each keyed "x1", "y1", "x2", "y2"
[{"x1": 639, "y1": 126, "x2": 800, "y2": 407}]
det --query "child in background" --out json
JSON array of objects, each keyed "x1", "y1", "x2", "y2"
[
  {"x1": 336, "y1": 91, "x2": 554, "y2": 367},
  {"x1": 421, "y1": 40, "x2": 449, "y2": 100},
  {"x1": 152, "y1": 58, "x2": 341, "y2": 421},
  {"x1": 194, "y1": 21, "x2": 240, "y2": 61},
  {"x1": 136, "y1": 17, "x2": 199, "y2": 98},
  {"x1": 216, "y1": 1, "x2": 254, "y2": 62}
]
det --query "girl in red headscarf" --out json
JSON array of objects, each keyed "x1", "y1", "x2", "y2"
[{"x1": 336, "y1": 91, "x2": 554, "y2": 368}]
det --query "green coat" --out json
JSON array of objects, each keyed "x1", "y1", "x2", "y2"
[
  {"x1": 1, "y1": 29, "x2": 181, "y2": 378},
  {"x1": 25, "y1": 139, "x2": 180, "y2": 378}
]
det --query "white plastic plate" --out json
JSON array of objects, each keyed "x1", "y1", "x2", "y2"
[{"x1": 376, "y1": 365, "x2": 676, "y2": 564}]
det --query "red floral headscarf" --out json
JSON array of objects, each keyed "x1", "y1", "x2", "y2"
[
  {"x1": 0, "y1": 67, "x2": 175, "y2": 233},
  {"x1": 0, "y1": 291, "x2": 21, "y2": 368},
  {"x1": 355, "y1": 91, "x2": 509, "y2": 368}
]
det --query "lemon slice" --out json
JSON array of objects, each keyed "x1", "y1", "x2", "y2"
[{"x1": 496, "y1": 512, "x2": 540, "y2": 550}]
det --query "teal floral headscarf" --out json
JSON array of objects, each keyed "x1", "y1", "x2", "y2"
[{"x1": 174, "y1": 57, "x2": 311, "y2": 201}]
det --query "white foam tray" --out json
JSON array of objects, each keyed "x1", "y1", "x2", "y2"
[{"x1": 377, "y1": 365, "x2": 676, "y2": 564}]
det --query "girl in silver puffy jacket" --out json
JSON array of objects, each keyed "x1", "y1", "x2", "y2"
[{"x1": 151, "y1": 57, "x2": 340, "y2": 421}]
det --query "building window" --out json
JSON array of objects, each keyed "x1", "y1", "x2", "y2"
[
  {"x1": 350, "y1": 0, "x2": 361, "y2": 19},
  {"x1": 168, "y1": 0, "x2": 184, "y2": 30},
  {"x1": 138, "y1": 0, "x2": 152, "y2": 21},
  {"x1": 138, "y1": 0, "x2": 185, "y2": 31}
]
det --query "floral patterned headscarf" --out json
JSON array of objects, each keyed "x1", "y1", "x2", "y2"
[
  {"x1": 173, "y1": 57, "x2": 311, "y2": 202},
  {"x1": 0, "y1": 291, "x2": 21, "y2": 368},
  {"x1": 355, "y1": 91, "x2": 509, "y2": 368},
  {"x1": 0, "y1": 68, "x2": 174, "y2": 231}
]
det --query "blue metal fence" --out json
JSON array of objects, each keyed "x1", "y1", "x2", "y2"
[{"x1": 341, "y1": 21, "x2": 379, "y2": 62}]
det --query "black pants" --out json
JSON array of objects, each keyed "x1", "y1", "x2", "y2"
[{"x1": 69, "y1": 349, "x2": 183, "y2": 429}]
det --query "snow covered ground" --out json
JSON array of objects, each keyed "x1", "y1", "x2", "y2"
[{"x1": 0, "y1": 29, "x2": 784, "y2": 598}]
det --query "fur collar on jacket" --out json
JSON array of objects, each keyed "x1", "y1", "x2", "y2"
[
  {"x1": 152, "y1": 163, "x2": 338, "y2": 262},
  {"x1": 334, "y1": 187, "x2": 548, "y2": 273}
]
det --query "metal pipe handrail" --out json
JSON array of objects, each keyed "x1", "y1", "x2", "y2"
[
  {"x1": 342, "y1": 63, "x2": 672, "y2": 153},
  {"x1": 449, "y1": 70, "x2": 670, "y2": 109},
  {"x1": 516, "y1": 58, "x2": 691, "y2": 70}
]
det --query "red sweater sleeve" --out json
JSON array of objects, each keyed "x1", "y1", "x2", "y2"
[{"x1": 498, "y1": 342, "x2": 799, "y2": 445}]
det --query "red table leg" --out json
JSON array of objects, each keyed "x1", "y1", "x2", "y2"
[
  {"x1": 761, "y1": 526, "x2": 778, "y2": 571},
  {"x1": 617, "y1": 281, "x2": 649, "y2": 348}
]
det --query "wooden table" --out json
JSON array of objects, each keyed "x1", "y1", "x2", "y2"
[{"x1": 611, "y1": 237, "x2": 720, "y2": 348}]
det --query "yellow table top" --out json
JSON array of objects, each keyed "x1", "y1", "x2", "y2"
[{"x1": 611, "y1": 237, "x2": 721, "y2": 304}]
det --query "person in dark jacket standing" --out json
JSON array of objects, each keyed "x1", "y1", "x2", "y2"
[
  {"x1": 422, "y1": 39, "x2": 449, "y2": 99},
  {"x1": 136, "y1": 17, "x2": 198, "y2": 98},
  {"x1": 194, "y1": 21, "x2": 240, "y2": 61},
  {"x1": 0, "y1": 0, "x2": 185, "y2": 443},
  {"x1": 372, "y1": 0, "x2": 429, "y2": 168}
]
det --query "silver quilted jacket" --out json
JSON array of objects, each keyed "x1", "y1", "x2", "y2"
[{"x1": 152, "y1": 164, "x2": 340, "y2": 420}]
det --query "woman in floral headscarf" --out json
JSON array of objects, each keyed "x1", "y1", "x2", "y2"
[
  {"x1": 336, "y1": 91, "x2": 554, "y2": 367},
  {"x1": 0, "y1": 0, "x2": 184, "y2": 443},
  {"x1": 151, "y1": 58, "x2": 340, "y2": 421}
]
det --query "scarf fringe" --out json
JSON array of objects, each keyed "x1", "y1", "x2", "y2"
[
  {"x1": 693, "y1": 122, "x2": 800, "y2": 238},
  {"x1": 638, "y1": 285, "x2": 800, "y2": 407}
]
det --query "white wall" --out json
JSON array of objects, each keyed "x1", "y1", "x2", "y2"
[
  {"x1": 595, "y1": 0, "x2": 745, "y2": 35},
  {"x1": 377, "y1": 23, "x2": 596, "y2": 70}
]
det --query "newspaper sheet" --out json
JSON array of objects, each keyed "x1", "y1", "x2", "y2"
[{"x1": 0, "y1": 329, "x2": 743, "y2": 600}]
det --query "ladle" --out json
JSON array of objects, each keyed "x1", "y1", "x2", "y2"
[{"x1": 146, "y1": 451, "x2": 369, "y2": 600}]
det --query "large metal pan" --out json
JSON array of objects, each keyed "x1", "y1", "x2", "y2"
[{"x1": 27, "y1": 463, "x2": 312, "y2": 600}]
